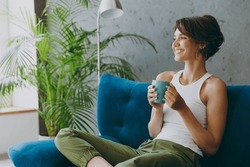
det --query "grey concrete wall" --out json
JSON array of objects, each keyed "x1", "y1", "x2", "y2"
[{"x1": 98, "y1": 0, "x2": 250, "y2": 85}]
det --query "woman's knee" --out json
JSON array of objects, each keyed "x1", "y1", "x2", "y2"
[
  {"x1": 57, "y1": 128, "x2": 74, "y2": 137},
  {"x1": 55, "y1": 128, "x2": 75, "y2": 149}
]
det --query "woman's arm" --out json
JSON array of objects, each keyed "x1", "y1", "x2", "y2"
[
  {"x1": 148, "y1": 106, "x2": 164, "y2": 138},
  {"x1": 147, "y1": 71, "x2": 176, "y2": 138}
]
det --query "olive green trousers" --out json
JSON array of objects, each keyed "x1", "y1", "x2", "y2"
[{"x1": 55, "y1": 128, "x2": 202, "y2": 167}]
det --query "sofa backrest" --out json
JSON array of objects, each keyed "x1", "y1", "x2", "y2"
[
  {"x1": 97, "y1": 74, "x2": 152, "y2": 148},
  {"x1": 206, "y1": 85, "x2": 250, "y2": 167}
]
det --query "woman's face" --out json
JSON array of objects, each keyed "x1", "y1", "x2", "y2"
[{"x1": 172, "y1": 28, "x2": 200, "y2": 62}]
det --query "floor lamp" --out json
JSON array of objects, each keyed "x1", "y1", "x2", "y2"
[{"x1": 97, "y1": 0, "x2": 123, "y2": 83}]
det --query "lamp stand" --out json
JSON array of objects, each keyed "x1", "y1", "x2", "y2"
[{"x1": 96, "y1": 0, "x2": 123, "y2": 84}]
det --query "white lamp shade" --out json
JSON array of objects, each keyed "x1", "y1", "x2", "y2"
[{"x1": 99, "y1": 0, "x2": 123, "y2": 19}]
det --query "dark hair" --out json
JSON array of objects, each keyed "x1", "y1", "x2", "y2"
[{"x1": 174, "y1": 15, "x2": 224, "y2": 60}]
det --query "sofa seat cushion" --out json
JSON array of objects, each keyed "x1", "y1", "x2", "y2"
[{"x1": 8, "y1": 139, "x2": 74, "y2": 167}]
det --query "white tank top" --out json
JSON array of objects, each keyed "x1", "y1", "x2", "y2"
[{"x1": 155, "y1": 70, "x2": 212, "y2": 156}]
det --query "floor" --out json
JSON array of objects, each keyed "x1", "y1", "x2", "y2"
[{"x1": 0, "y1": 153, "x2": 14, "y2": 167}]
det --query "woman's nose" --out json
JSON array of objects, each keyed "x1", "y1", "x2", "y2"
[
  {"x1": 173, "y1": 38, "x2": 180, "y2": 46},
  {"x1": 172, "y1": 39, "x2": 179, "y2": 48}
]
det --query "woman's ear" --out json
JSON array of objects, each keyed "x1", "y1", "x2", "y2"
[{"x1": 199, "y1": 42, "x2": 207, "y2": 50}]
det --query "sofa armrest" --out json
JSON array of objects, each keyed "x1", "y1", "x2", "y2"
[{"x1": 8, "y1": 139, "x2": 74, "y2": 167}]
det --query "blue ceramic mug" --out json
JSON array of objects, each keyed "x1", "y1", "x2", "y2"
[{"x1": 152, "y1": 80, "x2": 169, "y2": 103}]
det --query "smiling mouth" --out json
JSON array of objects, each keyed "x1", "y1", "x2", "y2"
[{"x1": 174, "y1": 49, "x2": 183, "y2": 54}]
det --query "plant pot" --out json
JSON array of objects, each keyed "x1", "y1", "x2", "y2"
[{"x1": 38, "y1": 134, "x2": 54, "y2": 140}]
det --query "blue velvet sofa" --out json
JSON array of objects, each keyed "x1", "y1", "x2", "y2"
[{"x1": 8, "y1": 74, "x2": 250, "y2": 167}]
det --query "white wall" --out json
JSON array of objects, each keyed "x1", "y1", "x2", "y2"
[
  {"x1": 0, "y1": 112, "x2": 39, "y2": 154},
  {"x1": 8, "y1": 0, "x2": 39, "y2": 108},
  {"x1": 0, "y1": 0, "x2": 39, "y2": 155},
  {"x1": 0, "y1": 0, "x2": 9, "y2": 51},
  {"x1": 0, "y1": 0, "x2": 12, "y2": 108},
  {"x1": 0, "y1": 0, "x2": 38, "y2": 108}
]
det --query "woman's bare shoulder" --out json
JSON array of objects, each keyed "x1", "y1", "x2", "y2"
[
  {"x1": 156, "y1": 71, "x2": 177, "y2": 82},
  {"x1": 204, "y1": 75, "x2": 227, "y2": 94}
]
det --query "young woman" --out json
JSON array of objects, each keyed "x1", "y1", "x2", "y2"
[{"x1": 55, "y1": 15, "x2": 227, "y2": 167}]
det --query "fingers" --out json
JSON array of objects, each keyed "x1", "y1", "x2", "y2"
[
  {"x1": 164, "y1": 83, "x2": 186, "y2": 110},
  {"x1": 147, "y1": 83, "x2": 177, "y2": 104},
  {"x1": 167, "y1": 83, "x2": 175, "y2": 93},
  {"x1": 147, "y1": 85, "x2": 157, "y2": 104},
  {"x1": 147, "y1": 85, "x2": 165, "y2": 109},
  {"x1": 164, "y1": 83, "x2": 176, "y2": 104},
  {"x1": 165, "y1": 83, "x2": 176, "y2": 97}
]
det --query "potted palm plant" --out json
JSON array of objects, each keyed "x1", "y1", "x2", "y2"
[{"x1": 0, "y1": 0, "x2": 157, "y2": 137}]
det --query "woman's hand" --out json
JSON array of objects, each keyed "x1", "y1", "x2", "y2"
[
  {"x1": 147, "y1": 85, "x2": 163, "y2": 109},
  {"x1": 165, "y1": 83, "x2": 187, "y2": 111},
  {"x1": 147, "y1": 84, "x2": 164, "y2": 138}
]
